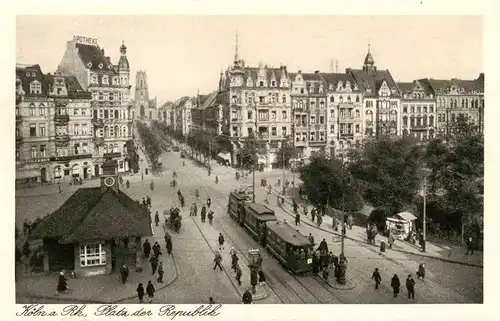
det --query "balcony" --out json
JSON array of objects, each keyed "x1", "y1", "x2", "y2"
[
  {"x1": 49, "y1": 154, "x2": 92, "y2": 162},
  {"x1": 92, "y1": 118, "x2": 104, "y2": 128},
  {"x1": 24, "y1": 157, "x2": 51, "y2": 164},
  {"x1": 16, "y1": 114, "x2": 22, "y2": 123},
  {"x1": 103, "y1": 152, "x2": 122, "y2": 159},
  {"x1": 310, "y1": 140, "x2": 327, "y2": 145},
  {"x1": 54, "y1": 98, "x2": 69, "y2": 107},
  {"x1": 54, "y1": 114, "x2": 70, "y2": 126},
  {"x1": 340, "y1": 133, "x2": 354, "y2": 139},
  {"x1": 93, "y1": 137, "x2": 104, "y2": 146},
  {"x1": 54, "y1": 134, "x2": 70, "y2": 147}
]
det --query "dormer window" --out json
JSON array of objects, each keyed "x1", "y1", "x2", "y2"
[
  {"x1": 329, "y1": 84, "x2": 333, "y2": 90},
  {"x1": 91, "y1": 74, "x2": 97, "y2": 84},
  {"x1": 346, "y1": 81, "x2": 351, "y2": 88},
  {"x1": 108, "y1": 65, "x2": 113, "y2": 69},
  {"x1": 31, "y1": 72, "x2": 36, "y2": 77},
  {"x1": 319, "y1": 85, "x2": 324, "y2": 93},
  {"x1": 259, "y1": 81, "x2": 264, "y2": 87},
  {"x1": 113, "y1": 77, "x2": 119, "y2": 85},
  {"x1": 87, "y1": 62, "x2": 92, "y2": 68},
  {"x1": 271, "y1": 81, "x2": 276, "y2": 87},
  {"x1": 102, "y1": 76, "x2": 109, "y2": 85},
  {"x1": 98, "y1": 63, "x2": 103, "y2": 69},
  {"x1": 29, "y1": 80, "x2": 42, "y2": 94},
  {"x1": 26, "y1": 72, "x2": 30, "y2": 77}
]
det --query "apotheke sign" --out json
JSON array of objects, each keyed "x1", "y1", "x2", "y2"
[{"x1": 73, "y1": 35, "x2": 98, "y2": 47}]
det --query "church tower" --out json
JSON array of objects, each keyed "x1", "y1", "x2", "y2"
[
  {"x1": 134, "y1": 71, "x2": 150, "y2": 120},
  {"x1": 362, "y1": 43, "x2": 377, "y2": 73}
]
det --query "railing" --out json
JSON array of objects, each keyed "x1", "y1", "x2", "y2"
[
  {"x1": 54, "y1": 98, "x2": 69, "y2": 107},
  {"x1": 24, "y1": 157, "x2": 51, "y2": 164},
  {"x1": 340, "y1": 133, "x2": 354, "y2": 138},
  {"x1": 92, "y1": 118, "x2": 104, "y2": 127},
  {"x1": 54, "y1": 134, "x2": 70, "y2": 146},
  {"x1": 54, "y1": 114, "x2": 70, "y2": 125},
  {"x1": 103, "y1": 152, "x2": 122, "y2": 159}
]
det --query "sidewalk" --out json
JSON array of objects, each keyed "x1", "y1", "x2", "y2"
[
  {"x1": 16, "y1": 251, "x2": 177, "y2": 303},
  {"x1": 271, "y1": 187, "x2": 483, "y2": 268}
]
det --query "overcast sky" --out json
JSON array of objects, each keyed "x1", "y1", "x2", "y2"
[{"x1": 16, "y1": 15, "x2": 482, "y2": 104}]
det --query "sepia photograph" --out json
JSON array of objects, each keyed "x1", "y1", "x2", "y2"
[{"x1": 14, "y1": 15, "x2": 484, "y2": 306}]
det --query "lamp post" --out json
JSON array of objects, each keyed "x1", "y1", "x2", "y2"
[
  {"x1": 337, "y1": 155, "x2": 347, "y2": 285},
  {"x1": 421, "y1": 167, "x2": 432, "y2": 252},
  {"x1": 252, "y1": 102, "x2": 258, "y2": 203}
]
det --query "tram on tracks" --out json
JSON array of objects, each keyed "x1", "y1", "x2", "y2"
[{"x1": 227, "y1": 190, "x2": 313, "y2": 274}]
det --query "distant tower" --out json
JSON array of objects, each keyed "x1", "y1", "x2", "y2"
[
  {"x1": 363, "y1": 41, "x2": 376, "y2": 73},
  {"x1": 135, "y1": 71, "x2": 150, "y2": 120}
]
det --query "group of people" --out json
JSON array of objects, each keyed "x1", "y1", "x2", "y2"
[
  {"x1": 190, "y1": 195, "x2": 214, "y2": 225},
  {"x1": 372, "y1": 264, "x2": 425, "y2": 300}
]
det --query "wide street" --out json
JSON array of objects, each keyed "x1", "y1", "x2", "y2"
[{"x1": 15, "y1": 145, "x2": 482, "y2": 304}]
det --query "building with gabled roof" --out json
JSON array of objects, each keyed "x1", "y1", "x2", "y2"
[
  {"x1": 28, "y1": 159, "x2": 152, "y2": 277},
  {"x1": 58, "y1": 36, "x2": 133, "y2": 174},
  {"x1": 347, "y1": 45, "x2": 402, "y2": 139}
]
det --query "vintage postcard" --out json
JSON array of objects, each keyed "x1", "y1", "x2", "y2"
[{"x1": 3, "y1": 2, "x2": 498, "y2": 320}]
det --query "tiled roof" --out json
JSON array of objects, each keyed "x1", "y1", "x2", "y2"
[
  {"x1": 396, "y1": 82, "x2": 414, "y2": 93},
  {"x1": 347, "y1": 68, "x2": 401, "y2": 97},
  {"x1": 75, "y1": 43, "x2": 117, "y2": 73},
  {"x1": 241, "y1": 66, "x2": 289, "y2": 88},
  {"x1": 29, "y1": 187, "x2": 152, "y2": 243},
  {"x1": 45, "y1": 74, "x2": 85, "y2": 92},
  {"x1": 419, "y1": 75, "x2": 484, "y2": 94},
  {"x1": 397, "y1": 80, "x2": 435, "y2": 97},
  {"x1": 266, "y1": 220, "x2": 310, "y2": 247},
  {"x1": 320, "y1": 73, "x2": 361, "y2": 92},
  {"x1": 200, "y1": 91, "x2": 218, "y2": 109},
  {"x1": 15, "y1": 64, "x2": 50, "y2": 97}
]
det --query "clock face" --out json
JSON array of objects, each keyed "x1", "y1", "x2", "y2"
[{"x1": 104, "y1": 177, "x2": 115, "y2": 187}]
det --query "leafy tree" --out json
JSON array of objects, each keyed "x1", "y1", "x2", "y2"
[
  {"x1": 299, "y1": 154, "x2": 363, "y2": 213},
  {"x1": 275, "y1": 139, "x2": 297, "y2": 169},
  {"x1": 237, "y1": 133, "x2": 265, "y2": 169},
  {"x1": 348, "y1": 136, "x2": 423, "y2": 215}
]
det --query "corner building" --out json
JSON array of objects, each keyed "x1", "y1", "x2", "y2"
[{"x1": 58, "y1": 36, "x2": 133, "y2": 174}]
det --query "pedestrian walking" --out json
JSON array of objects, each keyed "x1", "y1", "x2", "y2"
[
  {"x1": 372, "y1": 268, "x2": 381, "y2": 289},
  {"x1": 318, "y1": 238, "x2": 329, "y2": 254},
  {"x1": 146, "y1": 281, "x2": 155, "y2": 303},
  {"x1": 242, "y1": 288, "x2": 253, "y2": 304},
  {"x1": 406, "y1": 274, "x2": 416, "y2": 299},
  {"x1": 213, "y1": 251, "x2": 223, "y2": 271},
  {"x1": 465, "y1": 236, "x2": 474, "y2": 255},
  {"x1": 153, "y1": 242, "x2": 162, "y2": 257},
  {"x1": 146, "y1": 196, "x2": 152, "y2": 208},
  {"x1": 207, "y1": 197, "x2": 212, "y2": 208},
  {"x1": 235, "y1": 265, "x2": 242, "y2": 285},
  {"x1": 416, "y1": 263, "x2": 426, "y2": 280},
  {"x1": 295, "y1": 213, "x2": 301, "y2": 226},
  {"x1": 120, "y1": 263, "x2": 129, "y2": 284},
  {"x1": 387, "y1": 233, "x2": 394, "y2": 249},
  {"x1": 391, "y1": 274, "x2": 400, "y2": 298},
  {"x1": 317, "y1": 214, "x2": 323, "y2": 228},
  {"x1": 208, "y1": 211, "x2": 214, "y2": 225},
  {"x1": 303, "y1": 205, "x2": 308, "y2": 217},
  {"x1": 126, "y1": 180, "x2": 130, "y2": 189},
  {"x1": 293, "y1": 200, "x2": 298, "y2": 214},
  {"x1": 218, "y1": 233, "x2": 225, "y2": 250},
  {"x1": 154, "y1": 211, "x2": 160, "y2": 227},
  {"x1": 322, "y1": 268, "x2": 329, "y2": 281},
  {"x1": 165, "y1": 235, "x2": 173, "y2": 255},
  {"x1": 150, "y1": 255, "x2": 159, "y2": 275},
  {"x1": 150, "y1": 180, "x2": 155, "y2": 191},
  {"x1": 142, "y1": 197, "x2": 147, "y2": 207},
  {"x1": 56, "y1": 271, "x2": 68, "y2": 294},
  {"x1": 157, "y1": 262, "x2": 164, "y2": 283},
  {"x1": 143, "y1": 239, "x2": 151, "y2": 258},
  {"x1": 231, "y1": 251, "x2": 239, "y2": 272},
  {"x1": 311, "y1": 208, "x2": 316, "y2": 222},
  {"x1": 307, "y1": 233, "x2": 315, "y2": 245},
  {"x1": 201, "y1": 206, "x2": 207, "y2": 223},
  {"x1": 136, "y1": 283, "x2": 145, "y2": 303},
  {"x1": 215, "y1": 176, "x2": 219, "y2": 184}
]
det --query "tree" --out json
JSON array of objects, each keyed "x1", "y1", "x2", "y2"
[
  {"x1": 275, "y1": 139, "x2": 297, "y2": 169},
  {"x1": 299, "y1": 153, "x2": 363, "y2": 213},
  {"x1": 237, "y1": 133, "x2": 265, "y2": 170},
  {"x1": 348, "y1": 136, "x2": 423, "y2": 215}
]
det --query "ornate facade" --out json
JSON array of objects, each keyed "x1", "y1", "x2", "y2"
[
  {"x1": 58, "y1": 36, "x2": 133, "y2": 173},
  {"x1": 132, "y1": 71, "x2": 158, "y2": 121}
]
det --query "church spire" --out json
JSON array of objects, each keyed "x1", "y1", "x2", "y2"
[{"x1": 234, "y1": 32, "x2": 239, "y2": 64}]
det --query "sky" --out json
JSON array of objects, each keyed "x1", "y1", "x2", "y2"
[{"x1": 16, "y1": 15, "x2": 483, "y2": 105}]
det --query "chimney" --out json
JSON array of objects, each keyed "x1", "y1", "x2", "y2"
[
  {"x1": 314, "y1": 70, "x2": 319, "y2": 74},
  {"x1": 101, "y1": 48, "x2": 105, "y2": 55},
  {"x1": 298, "y1": 70, "x2": 302, "y2": 74},
  {"x1": 100, "y1": 159, "x2": 119, "y2": 193}
]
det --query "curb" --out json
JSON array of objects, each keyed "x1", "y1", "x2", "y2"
[
  {"x1": 318, "y1": 275, "x2": 357, "y2": 290},
  {"x1": 271, "y1": 189, "x2": 483, "y2": 268},
  {"x1": 18, "y1": 256, "x2": 179, "y2": 304}
]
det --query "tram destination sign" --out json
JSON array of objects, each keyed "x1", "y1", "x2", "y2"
[{"x1": 73, "y1": 35, "x2": 98, "y2": 47}]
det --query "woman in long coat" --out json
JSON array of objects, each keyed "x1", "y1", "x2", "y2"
[
  {"x1": 57, "y1": 271, "x2": 67, "y2": 293},
  {"x1": 390, "y1": 274, "x2": 400, "y2": 298}
]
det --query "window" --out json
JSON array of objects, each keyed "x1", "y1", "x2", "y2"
[
  {"x1": 113, "y1": 77, "x2": 119, "y2": 85},
  {"x1": 29, "y1": 124, "x2": 36, "y2": 137},
  {"x1": 310, "y1": 132, "x2": 315, "y2": 141},
  {"x1": 115, "y1": 110, "x2": 119, "y2": 119},
  {"x1": 403, "y1": 116, "x2": 408, "y2": 127},
  {"x1": 320, "y1": 101, "x2": 325, "y2": 109},
  {"x1": 271, "y1": 127, "x2": 277, "y2": 136},
  {"x1": 355, "y1": 110, "x2": 360, "y2": 118},
  {"x1": 92, "y1": 92, "x2": 98, "y2": 101},
  {"x1": 347, "y1": 124, "x2": 353, "y2": 134},
  {"x1": 271, "y1": 81, "x2": 276, "y2": 87},
  {"x1": 282, "y1": 111, "x2": 287, "y2": 120},
  {"x1": 282, "y1": 127, "x2": 287, "y2": 137},
  {"x1": 91, "y1": 74, "x2": 97, "y2": 84},
  {"x1": 340, "y1": 124, "x2": 345, "y2": 134},
  {"x1": 98, "y1": 92, "x2": 104, "y2": 101},
  {"x1": 39, "y1": 103, "x2": 45, "y2": 115},
  {"x1": 310, "y1": 116, "x2": 316, "y2": 124},
  {"x1": 30, "y1": 104, "x2": 36, "y2": 116},
  {"x1": 81, "y1": 108, "x2": 87, "y2": 116},
  {"x1": 102, "y1": 76, "x2": 109, "y2": 85},
  {"x1": 110, "y1": 109, "x2": 114, "y2": 119},
  {"x1": 403, "y1": 105, "x2": 408, "y2": 113},
  {"x1": 355, "y1": 124, "x2": 360, "y2": 133},
  {"x1": 319, "y1": 116, "x2": 324, "y2": 125},
  {"x1": 330, "y1": 125, "x2": 334, "y2": 133},
  {"x1": 330, "y1": 109, "x2": 334, "y2": 119},
  {"x1": 417, "y1": 106, "x2": 421, "y2": 113},
  {"x1": 30, "y1": 145, "x2": 37, "y2": 158},
  {"x1": 258, "y1": 110, "x2": 269, "y2": 121},
  {"x1": 356, "y1": 95, "x2": 360, "y2": 103},
  {"x1": 319, "y1": 132, "x2": 325, "y2": 141},
  {"x1": 410, "y1": 106, "x2": 415, "y2": 113},
  {"x1": 231, "y1": 110, "x2": 237, "y2": 120},
  {"x1": 104, "y1": 110, "x2": 109, "y2": 119},
  {"x1": 30, "y1": 80, "x2": 41, "y2": 94},
  {"x1": 271, "y1": 111, "x2": 277, "y2": 120},
  {"x1": 82, "y1": 124, "x2": 88, "y2": 135},
  {"x1": 109, "y1": 92, "x2": 114, "y2": 101},
  {"x1": 39, "y1": 124, "x2": 46, "y2": 136},
  {"x1": 429, "y1": 115, "x2": 434, "y2": 127},
  {"x1": 73, "y1": 108, "x2": 79, "y2": 116},
  {"x1": 452, "y1": 114, "x2": 456, "y2": 123},
  {"x1": 300, "y1": 88, "x2": 304, "y2": 94},
  {"x1": 110, "y1": 126, "x2": 114, "y2": 137},
  {"x1": 82, "y1": 142, "x2": 88, "y2": 154},
  {"x1": 259, "y1": 81, "x2": 264, "y2": 87},
  {"x1": 423, "y1": 106, "x2": 427, "y2": 113},
  {"x1": 80, "y1": 243, "x2": 106, "y2": 267},
  {"x1": 74, "y1": 124, "x2": 81, "y2": 135},
  {"x1": 259, "y1": 96, "x2": 264, "y2": 103},
  {"x1": 340, "y1": 109, "x2": 345, "y2": 119},
  {"x1": 330, "y1": 96, "x2": 334, "y2": 103},
  {"x1": 247, "y1": 111, "x2": 253, "y2": 120},
  {"x1": 40, "y1": 144, "x2": 46, "y2": 157},
  {"x1": 74, "y1": 143, "x2": 80, "y2": 155},
  {"x1": 310, "y1": 101, "x2": 315, "y2": 108},
  {"x1": 429, "y1": 105, "x2": 434, "y2": 113},
  {"x1": 282, "y1": 95, "x2": 286, "y2": 103}
]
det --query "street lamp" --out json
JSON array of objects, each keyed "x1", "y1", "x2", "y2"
[
  {"x1": 421, "y1": 167, "x2": 432, "y2": 252},
  {"x1": 252, "y1": 102, "x2": 258, "y2": 203},
  {"x1": 337, "y1": 155, "x2": 348, "y2": 285}
]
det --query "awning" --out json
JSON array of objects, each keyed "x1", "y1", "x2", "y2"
[
  {"x1": 393, "y1": 211, "x2": 417, "y2": 222},
  {"x1": 217, "y1": 152, "x2": 231, "y2": 162},
  {"x1": 16, "y1": 169, "x2": 40, "y2": 180}
]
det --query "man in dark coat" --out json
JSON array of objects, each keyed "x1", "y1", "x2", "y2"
[
  {"x1": 416, "y1": 263, "x2": 425, "y2": 280},
  {"x1": 146, "y1": 281, "x2": 155, "y2": 303},
  {"x1": 142, "y1": 198, "x2": 147, "y2": 206},
  {"x1": 295, "y1": 213, "x2": 301, "y2": 226},
  {"x1": 318, "y1": 238, "x2": 328, "y2": 254},
  {"x1": 154, "y1": 211, "x2": 160, "y2": 227},
  {"x1": 146, "y1": 196, "x2": 152, "y2": 208},
  {"x1": 157, "y1": 262, "x2": 164, "y2": 283},
  {"x1": 143, "y1": 239, "x2": 151, "y2": 258},
  {"x1": 208, "y1": 211, "x2": 214, "y2": 225},
  {"x1": 406, "y1": 274, "x2": 416, "y2": 299},
  {"x1": 213, "y1": 251, "x2": 223, "y2": 271},
  {"x1": 206, "y1": 197, "x2": 212, "y2": 208},
  {"x1": 136, "y1": 283, "x2": 145, "y2": 303},
  {"x1": 372, "y1": 268, "x2": 381, "y2": 289},
  {"x1": 235, "y1": 265, "x2": 242, "y2": 285},
  {"x1": 152, "y1": 242, "x2": 162, "y2": 257},
  {"x1": 242, "y1": 289, "x2": 252, "y2": 304},
  {"x1": 201, "y1": 206, "x2": 207, "y2": 223},
  {"x1": 311, "y1": 208, "x2": 316, "y2": 222},
  {"x1": 258, "y1": 269, "x2": 266, "y2": 285},
  {"x1": 218, "y1": 233, "x2": 225, "y2": 250},
  {"x1": 120, "y1": 263, "x2": 129, "y2": 284},
  {"x1": 250, "y1": 269, "x2": 258, "y2": 292},
  {"x1": 57, "y1": 271, "x2": 67, "y2": 293},
  {"x1": 231, "y1": 252, "x2": 239, "y2": 272},
  {"x1": 293, "y1": 200, "x2": 298, "y2": 214},
  {"x1": 165, "y1": 235, "x2": 173, "y2": 255},
  {"x1": 150, "y1": 255, "x2": 159, "y2": 275},
  {"x1": 391, "y1": 274, "x2": 400, "y2": 298},
  {"x1": 307, "y1": 233, "x2": 315, "y2": 245}
]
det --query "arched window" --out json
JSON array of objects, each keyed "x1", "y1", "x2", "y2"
[
  {"x1": 423, "y1": 115, "x2": 428, "y2": 126},
  {"x1": 39, "y1": 103, "x2": 45, "y2": 115},
  {"x1": 115, "y1": 125, "x2": 119, "y2": 137},
  {"x1": 330, "y1": 96, "x2": 334, "y2": 103},
  {"x1": 29, "y1": 103, "x2": 36, "y2": 116},
  {"x1": 410, "y1": 115, "x2": 415, "y2": 127},
  {"x1": 390, "y1": 110, "x2": 397, "y2": 122},
  {"x1": 366, "y1": 110, "x2": 373, "y2": 122},
  {"x1": 104, "y1": 126, "x2": 109, "y2": 137},
  {"x1": 356, "y1": 95, "x2": 360, "y2": 103},
  {"x1": 429, "y1": 115, "x2": 434, "y2": 127},
  {"x1": 339, "y1": 96, "x2": 344, "y2": 103},
  {"x1": 347, "y1": 96, "x2": 351, "y2": 102}
]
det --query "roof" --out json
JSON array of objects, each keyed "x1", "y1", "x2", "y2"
[
  {"x1": 320, "y1": 73, "x2": 361, "y2": 92},
  {"x1": 266, "y1": 220, "x2": 310, "y2": 247},
  {"x1": 200, "y1": 91, "x2": 218, "y2": 109},
  {"x1": 15, "y1": 64, "x2": 50, "y2": 97},
  {"x1": 230, "y1": 191, "x2": 251, "y2": 201},
  {"x1": 29, "y1": 187, "x2": 152, "y2": 243},
  {"x1": 45, "y1": 74, "x2": 84, "y2": 91},
  {"x1": 396, "y1": 82, "x2": 414, "y2": 93},
  {"x1": 234, "y1": 65, "x2": 290, "y2": 88},
  {"x1": 75, "y1": 43, "x2": 117, "y2": 73},
  {"x1": 245, "y1": 202, "x2": 275, "y2": 215},
  {"x1": 347, "y1": 68, "x2": 401, "y2": 97},
  {"x1": 393, "y1": 211, "x2": 417, "y2": 221},
  {"x1": 419, "y1": 75, "x2": 484, "y2": 95}
]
